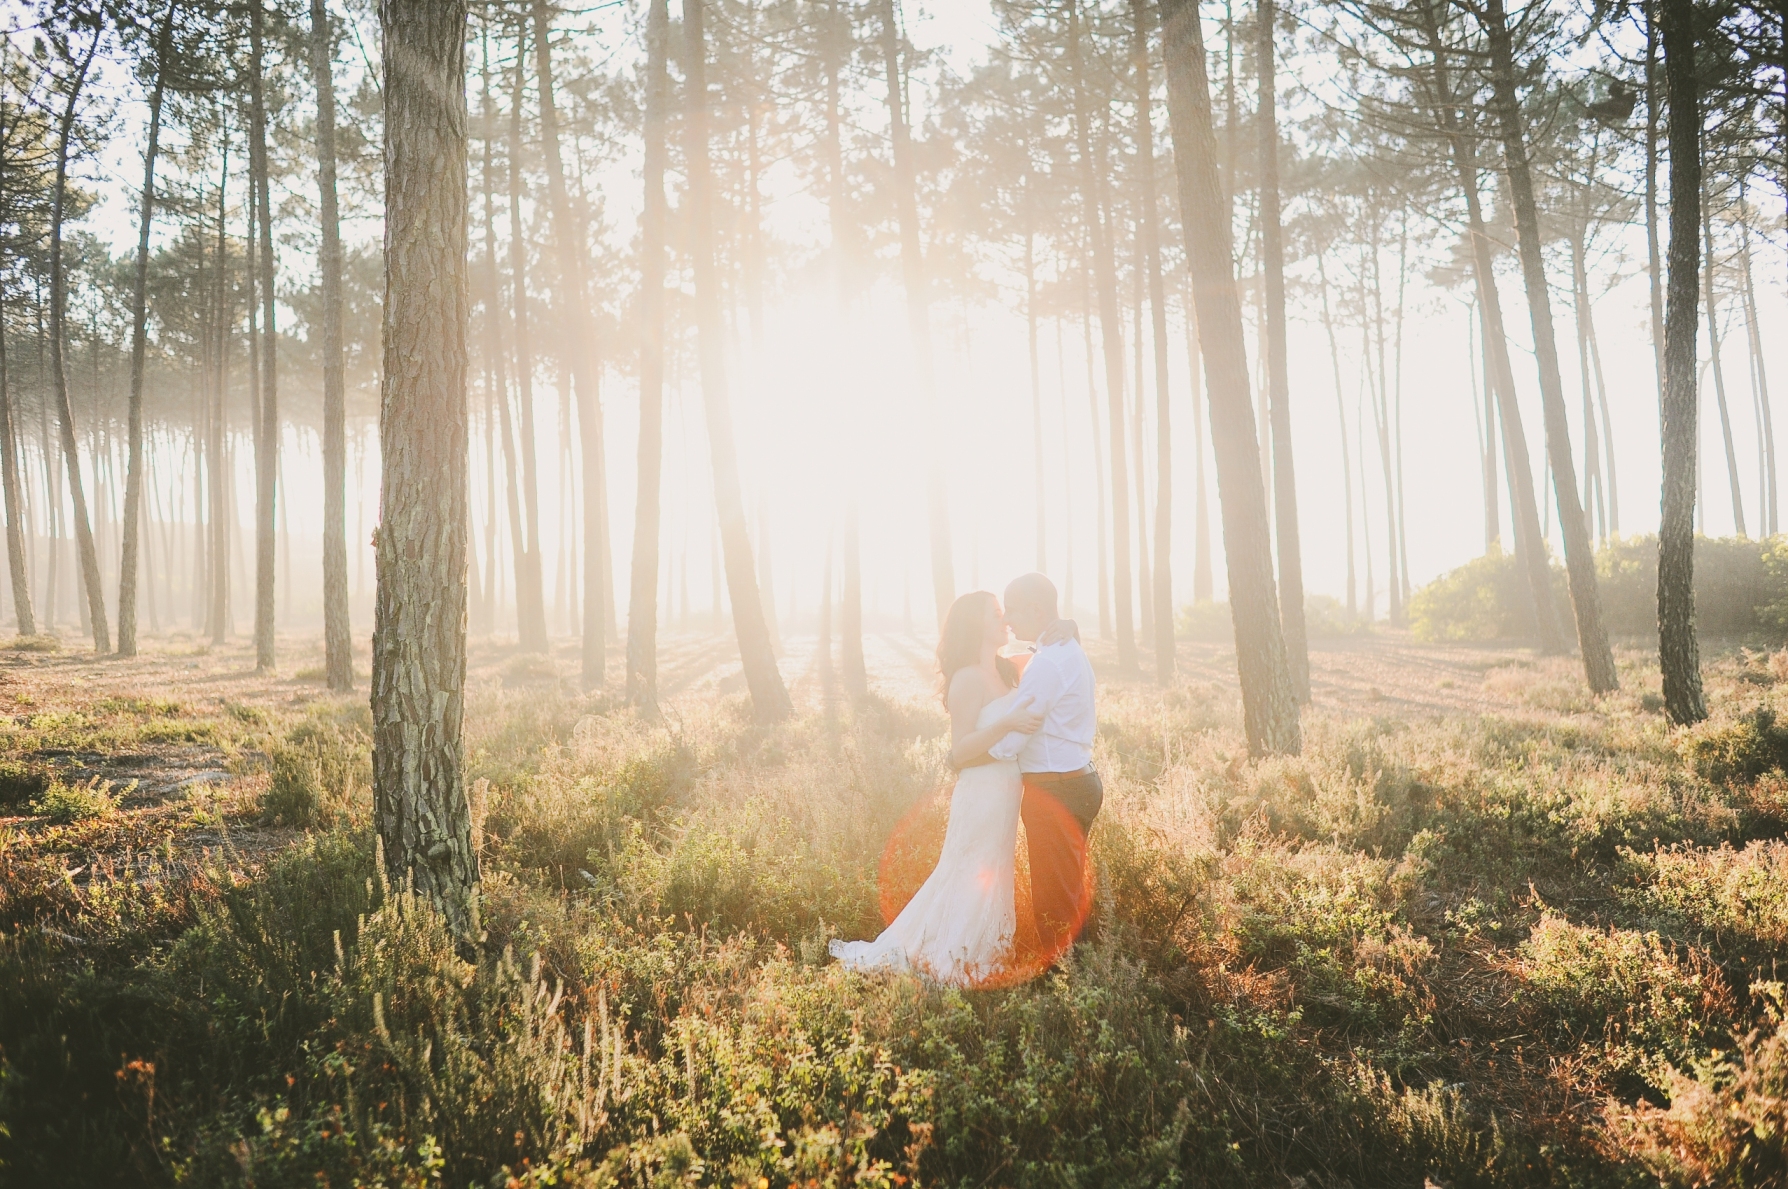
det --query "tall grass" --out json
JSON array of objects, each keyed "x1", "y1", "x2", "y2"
[{"x1": 9, "y1": 655, "x2": 1788, "y2": 1185}]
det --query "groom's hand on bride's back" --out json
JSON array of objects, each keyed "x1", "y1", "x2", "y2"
[{"x1": 1036, "y1": 618, "x2": 1081, "y2": 647}]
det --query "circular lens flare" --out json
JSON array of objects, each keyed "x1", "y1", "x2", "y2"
[{"x1": 876, "y1": 784, "x2": 1095, "y2": 990}]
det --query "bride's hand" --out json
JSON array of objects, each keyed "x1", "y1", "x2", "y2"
[
  {"x1": 1000, "y1": 700, "x2": 1044, "y2": 735},
  {"x1": 1037, "y1": 618, "x2": 1080, "y2": 646}
]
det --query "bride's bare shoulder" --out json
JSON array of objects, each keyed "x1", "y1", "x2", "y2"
[{"x1": 946, "y1": 667, "x2": 996, "y2": 714}]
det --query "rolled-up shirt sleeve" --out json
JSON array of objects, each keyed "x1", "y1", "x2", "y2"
[{"x1": 989, "y1": 651, "x2": 1064, "y2": 760}]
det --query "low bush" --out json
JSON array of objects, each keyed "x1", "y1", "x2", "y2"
[
  {"x1": 1409, "y1": 548, "x2": 1568, "y2": 643},
  {"x1": 33, "y1": 777, "x2": 117, "y2": 824},
  {"x1": 1681, "y1": 706, "x2": 1788, "y2": 786},
  {"x1": 260, "y1": 715, "x2": 372, "y2": 828}
]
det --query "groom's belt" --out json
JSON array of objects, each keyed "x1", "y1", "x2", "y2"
[{"x1": 1023, "y1": 765, "x2": 1095, "y2": 782}]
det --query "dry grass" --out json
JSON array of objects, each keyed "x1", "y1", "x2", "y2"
[{"x1": 5, "y1": 627, "x2": 1788, "y2": 1185}]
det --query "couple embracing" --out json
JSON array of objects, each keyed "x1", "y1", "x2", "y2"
[{"x1": 831, "y1": 573, "x2": 1102, "y2": 987}]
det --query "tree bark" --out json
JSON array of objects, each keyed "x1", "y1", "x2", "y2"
[
  {"x1": 47, "y1": 32, "x2": 107, "y2": 652},
  {"x1": 1257, "y1": 0, "x2": 1307, "y2": 701},
  {"x1": 209, "y1": 137, "x2": 230, "y2": 644},
  {"x1": 685, "y1": 0, "x2": 790, "y2": 722},
  {"x1": 1658, "y1": 0, "x2": 1706, "y2": 724},
  {"x1": 118, "y1": 6, "x2": 173, "y2": 657},
  {"x1": 1069, "y1": 0, "x2": 1137, "y2": 670},
  {"x1": 1160, "y1": 0, "x2": 1300, "y2": 756},
  {"x1": 876, "y1": 0, "x2": 952, "y2": 627},
  {"x1": 533, "y1": 0, "x2": 609, "y2": 688},
  {"x1": 374, "y1": 0, "x2": 479, "y2": 938},
  {"x1": 1131, "y1": 0, "x2": 1174, "y2": 682},
  {"x1": 250, "y1": 0, "x2": 278, "y2": 672},
  {"x1": 507, "y1": 17, "x2": 548, "y2": 654},
  {"x1": 627, "y1": 0, "x2": 669, "y2": 712},
  {"x1": 1569, "y1": 231, "x2": 1606, "y2": 541}
]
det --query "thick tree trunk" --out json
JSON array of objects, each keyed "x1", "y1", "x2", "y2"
[
  {"x1": 876, "y1": 0, "x2": 952, "y2": 627},
  {"x1": 374, "y1": 0, "x2": 479, "y2": 938},
  {"x1": 1658, "y1": 0, "x2": 1706, "y2": 723},
  {"x1": 1130, "y1": 0, "x2": 1174, "y2": 682},
  {"x1": 1069, "y1": 0, "x2": 1137, "y2": 670},
  {"x1": 1703, "y1": 206, "x2": 1746, "y2": 537},
  {"x1": 118, "y1": 7, "x2": 172, "y2": 657},
  {"x1": 685, "y1": 0, "x2": 790, "y2": 722},
  {"x1": 48, "y1": 35, "x2": 107, "y2": 652},
  {"x1": 507, "y1": 19, "x2": 548, "y2": 654},
  {"x1": 1415, "y1": 3, "x2": 1563, "y2": 653},
  {"x1": 533, "y1": 0, "x2": 608, "y2": 688},
  {"x1": 627, "y1": 0, "x2": 669, "y2": 711},
  {"x1": 1257, "y1": 0, "x2": 1308, "y2": 701},
  {"x1": 1160, "y1": 0, "x2": 1300, "y2": 756},
  {"x1": 312, "y1": 0, "x2": 352, "y2": 689},
  {"x1": 250, "y1": 0, "x2": 278, "y2": 672}
]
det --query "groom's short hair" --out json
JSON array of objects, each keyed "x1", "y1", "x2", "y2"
[{"x1": 1005, "y1": 572, "x2": 1058, "y2": 618}]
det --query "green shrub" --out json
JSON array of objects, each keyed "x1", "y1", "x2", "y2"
[
  {"x1": 1409, "y1": 548, "x2": 1568, "y2": 643},
  {"x1": 261, "y1": 718, "x2": 371, "y2": 827},
  {"x1": 1622, "y1": 840, "x2": 1788, "y2": 956},
  {"x1": 33, "y1": 777, "x2": 116, "y2": 824},
  {"x1": 1681, "y1": 706, "x2": 1788, "y2": 786}
]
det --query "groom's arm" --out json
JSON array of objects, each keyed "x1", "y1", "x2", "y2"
[{"x1": 989, "y1": 653, "x2": 1065, "y2": 760}]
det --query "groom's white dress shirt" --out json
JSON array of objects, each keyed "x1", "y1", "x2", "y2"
[{"x1": 989, "y1": 638, "x2": 1096, "y2": 773}]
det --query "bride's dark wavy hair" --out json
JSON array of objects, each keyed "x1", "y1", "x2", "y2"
[{"x1": 936, "y1": 591, "x2": 1018, "y2": 708}]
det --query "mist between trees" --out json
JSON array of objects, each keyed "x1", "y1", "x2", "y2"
[{"x1": 4, "y1": 0, "x2": 1786, "y2": 744}]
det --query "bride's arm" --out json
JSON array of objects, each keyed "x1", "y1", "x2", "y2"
[{"x1": 947, "y1": 672, "x2": 1043, "y2": 770}]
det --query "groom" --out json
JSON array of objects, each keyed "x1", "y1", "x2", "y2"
[{"x1": 991, "y1": 573, "x2": 1102, "y2": 960}]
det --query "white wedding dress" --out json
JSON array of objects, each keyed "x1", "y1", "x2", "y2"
[{"x1": 830, "y1": 691, "x2": 1023, "y2": 987}]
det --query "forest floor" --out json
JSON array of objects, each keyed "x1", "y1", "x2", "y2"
[{"x1": 3, "y1": 622, "x2": 1785, "y2": 1186}]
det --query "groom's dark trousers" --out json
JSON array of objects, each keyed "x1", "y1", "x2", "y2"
[{"x1": 1021, "y1": 767, "x2": 1103, "y2": 954}]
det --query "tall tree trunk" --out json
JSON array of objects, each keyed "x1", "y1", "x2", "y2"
[
  {"x1": 209, "y1": 137, "x2": 230, "y2": 644},
  {"x1": 1257, "y1": 0, "x2": 1308, "y2": 701},
  {"x1": 1184, "y1": 281, "x2": 1212, "y2": 603},
  {"x1": 312, "y1": 0, "x2": 352, "y2": 689},
  {"x1": 1160, "y1": 0, "x2": 1300, "y2": 756},
  {"x1": 1570, "y1": 230, "x2": 1606, "y2": 541},
  {"x1": 118, "y1": 6, "x2": 173, "y2": 657},
  {"x1": 47, "y1": 33, "x2": 107, "y2": 652},
  {"x1": 250, "y1": 0, "x2": 278, "y2": 671},
  {"x1": 876, "y1": 0, "x2": 952, "y2": 627},
  {"x1": 823, "y1": 0, "x2": 866, "y2": 700},
  {"x1": 507, "y1": 17, "x2": 548, "y2": 653},
  {"x1": 1028, "y1": 218, "x2": 1046, "y2": 571},
  {"x1": 374, "y1": 0, "x2": 479, "y2": 938},
  {"x1": 1069, "y1": 0, "x2": 1137, "y2": 670},
  {"x1": 1471, "y1": 299, "x2": 1502, "y2": 551},
  {"x1": 685, "y1": 0, "x2": 790, "y2": 722},
  {"x1": 1317, "y1": 254, "x2": 1356, "y2": 618},
  {"x1": 1703, "y1": 205, "x2": 1746, "y2": 537},
  {"x1": 1415, "y1": 2, "x2": 1563, "y2": 653},
  {"x1": 1131, "y1": 0, "x2": 1174, "y2": 681},
  {"x1": 1658, "y1": 0, "x2": 1706, "y2": 723},
  {"x1": 0, "y1": 292, "x2": 29, "y2": 637},
  {"x1": 1082, "y1": 260, "x2": 1110, "y2": 636},
  {"x1": 533, "y1": 0, "x2": 608, "y2": 687},
  {"x1": 1580, "y1": 251, "x2": 1620, "y2": 537},
  {"x1": 1741, "y1": 203, "x2": 1777, "y2": 534},
  {"x1": 1646, "y1": 0, "x2": 1667, "y2": 410},
  {"x1": 627, "y1": 0, "x2": 668, "y2": 711}
]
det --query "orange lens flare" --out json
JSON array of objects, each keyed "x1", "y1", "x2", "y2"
[{"x1": 876, "y1": 784, "x2": 1095, "y2": 990}]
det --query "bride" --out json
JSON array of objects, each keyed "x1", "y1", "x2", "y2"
[{"x1": 830, "y1": 590, "x2": 1043, "y2": 986}]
